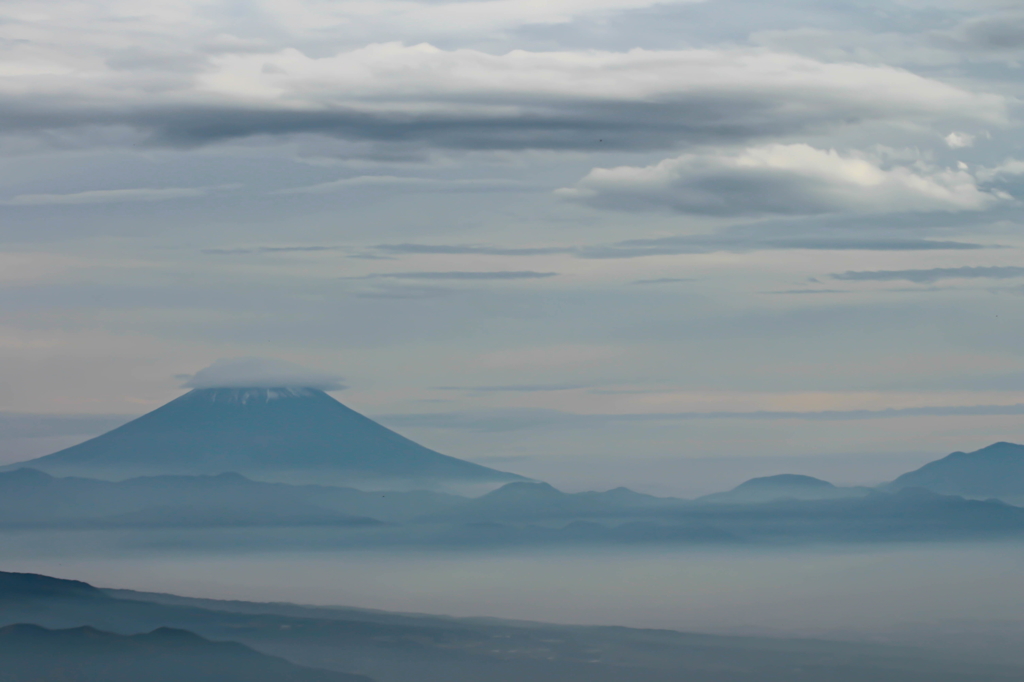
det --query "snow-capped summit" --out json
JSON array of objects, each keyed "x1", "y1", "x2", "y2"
[{"x1": 195, "y1": 387, "x2": 320, "y2": 404}]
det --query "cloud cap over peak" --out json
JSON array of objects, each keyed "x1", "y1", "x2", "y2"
[{"x1": 181, "y1": 358, "x2": 346, "y2": 390}]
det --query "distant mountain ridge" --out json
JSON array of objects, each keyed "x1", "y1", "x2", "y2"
[
  {"x1": 698, "y1": 474, "x2": 872, "y2": 504},
  {"x1": 0, "y1": 468, "x2": 463, "y2": 527},
  {"x1": 886, "y1": 442, "x2": 1024, "y2": 499},
  {"x1": 7, "y1": 388, "x2": 525, "y2": 488},
  {"x1": 0, "y1": 623, "x2": 367, "y2": 682}
]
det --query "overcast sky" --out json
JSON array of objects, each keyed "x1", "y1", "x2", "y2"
[{"x1": 3, "y1": 0, "x2": 1024, "y2": 493}]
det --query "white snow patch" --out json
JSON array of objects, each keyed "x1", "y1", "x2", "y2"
[{"x1": 182, "y1": 358, "x2": 346, "y2": 390}]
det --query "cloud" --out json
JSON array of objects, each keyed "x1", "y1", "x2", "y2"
[
  {"x1": 558, "y1": 144, "x2": 1010, "y2": 216},
  {"x1": 945, "y1": 132, "x2": 976, "y2": 149},
  {"x1": 368, "y1": 271, "x2": 558, "y2": 280},
  {"x1": 371, "y1": 233, "x2": 988, "y2": 262},
  {"x1": 578, "y1": 235, "x2": 988, "y2": 258},
  {"x1": 202, "y1": 246, "x2": 344, "y2": 255},
  {"x1": 0, "y1": 42, "x2": 1005, "y2": 153},
  {"x1": 377, "y1": 403, "x2": 1024, "y2": 432},
  {"x1": 936, "y1": 11, "x2": 1024, "y2": 51},
  {"x1": 226, "y1": 0, "x2": 707, "y2": 39},
  {"x1": 375, "y1": 243, "x2": 574, "y2": 256},
  {"x1": 764, "y1": 289, "x2": 850, "y2": 295},
  {"x1": 433, "y1": 384, "x2": 589, "y2": 392},
  {"x1": 0, "y1": 413, "x2": 133, "y2": 438},
  {"x1": 275, "y1": 176, "x2": 531, "y2": 194},
  {"x1": 630, "y1": 278, "x2": 696, "y2": 284},
  {"x1": 0, "y1": 186, "x2": 233, "y2": 206},
  {"x1": 832, "y1": 265, "x2": 1024, "y2": 283},
  {"x1": 182, "y1": 357, "x2": 346, "y2": 390}
]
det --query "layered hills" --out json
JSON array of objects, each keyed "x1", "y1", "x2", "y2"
[
  {"x1": 8, "y1": 388, "x2": 525, "y2": 488},
  {"x1": 3, "y1": 467, "x2": 1024, "y2": 545},
  {"x1": 0, "y1": 624, "x2": 366, "y2": 682},
  {"x1": 697, "y1": 474, "x2": 871, "y2": 504},
  {"x1": 5, "y1": 570, "x2": 1022, "y2": 682}
]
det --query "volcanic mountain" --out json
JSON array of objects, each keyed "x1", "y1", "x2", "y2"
[{"x1": 8, "y1": 388, "x2": 525, "y2": 488}]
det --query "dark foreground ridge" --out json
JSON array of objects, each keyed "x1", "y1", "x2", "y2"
[
  {"x1": 7, "y1": 387, "x2": 526, "y2": 487},
  {"x1": 0, "y1": 623, "x2": 369, "y2": 682},
  {"x1": 3, "y1": 569, "x2": 1023, "y2": 682}
]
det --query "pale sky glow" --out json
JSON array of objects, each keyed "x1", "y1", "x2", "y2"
[{"x1": 3, "y1": 0, "x2": 1024, "y2": 493}]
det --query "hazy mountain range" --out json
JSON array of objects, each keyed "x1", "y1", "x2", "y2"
[
  {"x1": 3, "y1": 387, "x2": 1024, "y2": 546},
  {"x1": 4, "y1": 570, "x2": 1023, "y2": 682},
  {"x1": 0, "y1": 624, "x2": 365, "y2": 682},
  {"x1": 3, "y1": 467, "x2": 1024, "y2": 547}
]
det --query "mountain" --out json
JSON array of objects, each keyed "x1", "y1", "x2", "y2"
[
  {"x1": 6, "y1": 570, "x2": 1024, "y2": 682},
  {"x1": 0, "y1": 624, "x2": 368, "y2": 682},
  {"x1": 698, "y1": 474, "x2": 872, "y2": 504},
  {"x1": 0, "y1": 468, "x2": 468, "y2": 527},
  {"x1": 887, "y1": 442, "x2": 1024, "y2": 500},
  {"x1": 6, "y1": 388, "x2": 525, "y2": 488},
  {"x1": 422, "y1": 481, "x2": 679, "y2": 523}
]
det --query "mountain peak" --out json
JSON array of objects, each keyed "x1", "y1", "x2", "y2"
[
  {"x1": 888, "y1": 442, "x2": 1024, "y2": 499},
  {"x1": 483, "y1": 481, "x2": 562, "y2": 500},
  {"x1": 735, "y1": 474, "x2": 835, "y2": 490},
  {"x1": 0, "y1": 571, "x2": 107, "y2": 600},
  {"x1": 186, "y1": 387, "x2": 322, "y2": 404},
  {"x1": 7, "y1": 389, "x2": 525, "y2": 488}
]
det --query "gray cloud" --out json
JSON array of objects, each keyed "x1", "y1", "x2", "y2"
[
  {"x1": 936, "y1": 11, "x2": 1024, "y2": 51},
  {"x1": 375, "y1": 243, "x2": 575, "y2": 256},
  {"x1": 578, "y1": 235, "x2": 988, "y2": 258},
  {"x1": 378, "y1": 403, "x2": 1024, "y2": 433},
  {"x1": 275, "y1": 176, "x2": 533, "y2": 194},
  {"x1": 182, "y1": 357, "x2": 346, "y2": 390},
  {"x1": 203, "y1": 246, "x2": 344, "y2": 255},
  {"x1": 433, "y1": 384, "x2": 589, "y2": 392},
  {"x1": 0, "y1": 413, "x2": 133, "y2": 439},
  {"x1": 368, "y1": 233, "x2": 989, "y2": 263},
  {"x1": 832, "y1": 266, "x2": 1024, "y2": 283},
  {"x1": 0, "y1": 43, "x2": 1006, "y2": 154},
  {"x1": 764, "y1": 289, "x2": 850, "y2": 295},
  {"x1": 0, "y1": 185, "x2": 234, "y2": 206},
  {"x1": 353, "y1": 285, "x2": 461, "y2": 299},
  {"x1": 630, "y1": 278, "x2": 697, "y2": 284},
  {"x1": 368, "y1": 271, "x2": 559, "y2": 280},
  {"x1": 559, "y1": 144, "x2": 1007, "y2": 216}
]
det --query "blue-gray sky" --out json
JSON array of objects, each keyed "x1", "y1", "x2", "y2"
[{"x1": 3, "y1": 0, "x2": 1024, "y2": 493}]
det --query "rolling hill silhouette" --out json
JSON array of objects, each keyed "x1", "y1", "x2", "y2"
[
  {"x1": 0, "y1": 623, "x2": 369, "y2": 682},
  {"x1": 886, "y1": 442, "x2": 1024, "y2": 499},
  {"x1": 8, "y1": 388, "x2": 525, "y2": 488},
  {"x1": 698, "y1": 474, "x2": 871, "y2": 504}
]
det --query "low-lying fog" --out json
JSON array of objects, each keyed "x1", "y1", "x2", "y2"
[{"x1": 5, "y1": 532, "x2": 1024, "y2": 660}]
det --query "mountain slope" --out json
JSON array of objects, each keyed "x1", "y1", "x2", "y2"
[
  {"x1": 422, "y1": 481, "x2": 679, "y2": 522},
  {"x1": 0, "y1": 467, "x2": 471, "y2": 527},
  {"x1": 8, "y1": 388, "x2": 524, "y2": 487},
  {"x1": 0, "y1": 623, "x2": 368, "y2": 682},
  {"x1": 6, "y1": 571, "x2": 1024, "y2": 682},
  {"x1": 698, "y1": 474, "x2": 871, "y2": 504},
  {"x1": 886, "y1": 442, "x2": 1024, "y2": 499}
]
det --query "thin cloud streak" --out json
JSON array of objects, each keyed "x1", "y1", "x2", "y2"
[
  {"x1": 833, "y1": 266, "x2": 1024, "y2": 283},
  {"x1": 378, "y1": 403, "x2": 1024, "y2": 433},
  {"x1": 366, "y1": 271, "x2": 559, "y2": 280},
  {"x1": 0, "y1": 185, "x2": 236, "y2": 206}
]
